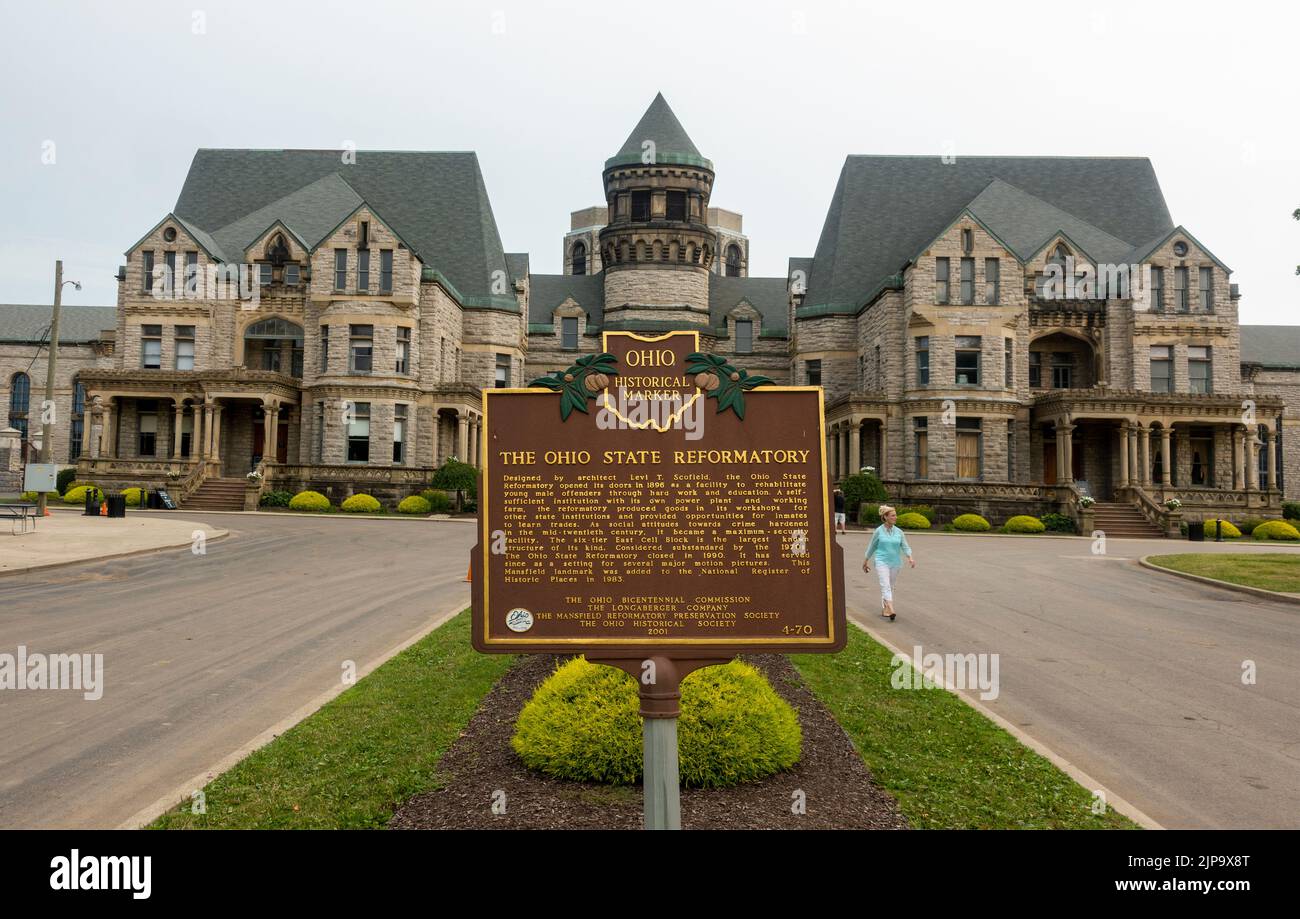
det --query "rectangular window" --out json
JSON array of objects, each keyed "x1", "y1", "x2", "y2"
[
  {"x1": 631, "y1": 191, "x2": 651, "y2": 221},
  {"x1": 1029, "y1": 351, "x2": 1042, "y2": 388},
  {"x1": 806, "y1": 359, "x2": 821, "y2": 387},
  {"x1": 961, "y1": 228, "x2": 974, "y2": 253},
  {"x1": 141, "y1": 324, "x2": 162, "y2": 369},
  {"x1": 259, "y1": 262, "x2": 273, "y2": 286},
  {"x1": 1189, "y1": 345, "x2": 1212, "y2": 394},
  {"x1": 357, "y1": 249, "x2": 370, "y2": 292},
  {"x1": 396, "y1": 327, "x2": 411, "y2": 374},
  {"x1": 562, "y1": 316, "x2": 578, "y2": 350},
  {"x1": 380, "y1": 249, "x2": 393, "y2": 293},
  {"x1": 495, "y1": 353, "x2": 511, "y2": 388},
  {"x1": 393, "y1": 404, "x2": 407, "y2": 464},
  {"x1": 985, "y1": 258, "x2": 1000, "y2": 304},
  {"x1": 956, "y1": 417, "x2": 982, "y2": 479},
  {"x1": 138, "y1": 401, "x2": 158, "y2": 457},
  {"x1": 935, "y1": 258, "x2": 950, "y2": 304},
  {"x1": 320, "y1": 325, "x2": 330, "y2": 373},
  {"x1": 283, "y1": 263, "x2": 300, "y2": 286},
  {"x1": 916, "y1": 336, "x2": 929, "y2": 386},
  {"x1": 349, "y1": 324, "x2": 373, "y2": 372},
  {"x1": 1004, "y1": 338, "x2": 1013, "y2": 388},
  {"x1": 141, "y1": 251, "x2": 154, "y2": 293},
  {"x1": 960, "y1": 257, "x2": 974, "y2": 305},
  {"x1": 334, "y1": 249, "x2": 347, "y2": 290},
  {"x1": 666, "y1": 191, "x2": 687, "y2": 221},
  {"x1": 70, "y1": 419, "x2": 83, "y2": 461},
  {"x1": 347, "y1": 402, "x2": 370, "y2": 462},
  {"x1": 164, "y1": 252, "x2": 176, "y2": 294},
  {"x1": 175, "y1": 325, "x2": 195, "y2": 371},
  {"x1": 955, "y1": 335, "x2": 981, "y2": 385},
  {"x1": 262, "y1": 343, "x2": 281, "y2": 372},
  {"x1": 735, "y1": 319, "x2": 753, "y2": 354},
  {"x1": 184, "y1": 251, "x2": 199, "y2": 296},
  {"x1": 914, "y1": 417, "x2": 928, "y2": 479},
  {"x1": 1199, "y1": 267, "x2": 1213, "y2": 312},
  {"x1": 1150, "y1": 267, "x2": 1164, "y2": 311},
  {"x1": 1150, "y1": 345, "x2": 1172, "y2": 393},
  {"x1": 1174, "y1": 266, "x2": 1189, "y2": 312},
  {"x1": 359, "y1": 221, "x2": 370, "y2": 249},
  {"x1": 1051, "y1": 352, "x2": 1074, "y2": 389}
]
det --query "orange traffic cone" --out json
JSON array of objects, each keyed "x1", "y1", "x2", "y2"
[
  {"x1": 464, "y1": 564, "x2": 472, "y2": 583},
  {"x1": 100, "y1": 501, "x2": 108, "y2": 516},
  {"x1": 42, "y1": 506, "x2": 51, "y2": 517}
]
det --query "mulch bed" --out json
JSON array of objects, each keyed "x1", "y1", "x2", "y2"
[{"x1": 389, "y1": 653, "x2": 908, "y2": 830}]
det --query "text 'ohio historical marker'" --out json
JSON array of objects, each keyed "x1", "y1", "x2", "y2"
[{"x1": 471, "y1": 330, "x2": 846, "y2": 657}]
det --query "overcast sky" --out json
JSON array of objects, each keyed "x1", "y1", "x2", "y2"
[{"x1": 2, "y1": 0, "x2": 1296, "y2": 324}]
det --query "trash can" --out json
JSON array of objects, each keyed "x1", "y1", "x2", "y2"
[
  {"x1": 83, "y1": 487, "x2": 100, "y2": 516},
  {"x1": 1187, "y1": 520, "x2": 1204, "y2": 542},
  {"x1": 147, "y1": 490, "x2": 162, "y2": 509},
  {"x1": 107, "y1": 494, "x2": 127, "y2": 518}
]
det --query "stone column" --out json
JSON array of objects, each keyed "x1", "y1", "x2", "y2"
[
  {"x1": 456, "y1": 413, "x2": 469, "y2": 463},
  {"x1": 1246, "y1": 429, "x2": 1259, "y2": 491},
  {"x1": 199, "y1": 404, "x2": 211, "y2": 460},
  {"x1": 1127, "y1": 423, "x2": 1138, "y2": 487},
  {"x1": 470, "y1": 416, "x2": 481, "y2": 468},
  {"x1": 879, "y1": 418, "x2": 888, "y2": 479},
  {"x1": 1118, "y1": 421, "x2": 1130, "y2": 486},
  {"x1": 1138, "y1": 424, "x2": 1150, "y2": 487},
  {"x1": 1053, "y1": 423, "x2": 1065, "y2": 482},
  {"x1": 103, "y1": 400, "x2": 116, "y2": 459},
  {"x1": 172, "y1": 401, "x2": 184, "y2": 460},
  {"x1": 1266, "y1": 428, "x2": 1278, "y2": 491},
  {"x1": 825, "y1": 431, "x2": 835, "y2": 479},
  {"x1": 1231, "y1": 427, "x2": 1243, "y2": 490},
  {"x1": 1159, "y1": 426, "x2": 1172, "y2": 487},
  {"x1": 212, "y1": 403, "x2": 224, "y2": 464},
  {"x1": 850, "y1": 421, "x2": 862, "y2": 476},
  {"x1": 1062, "y1": 424, "x2": 1075, "y2": 484},
  {"x1": 263, "y1": 402, "x2": 278, "y2": 464},
  {"x1": 82, "y1": 403, "x2": 94, "y2": 457}
]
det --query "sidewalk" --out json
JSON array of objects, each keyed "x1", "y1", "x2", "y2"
[{"x1": 0, "y1": 512, "x2": 227, "y2": 576}]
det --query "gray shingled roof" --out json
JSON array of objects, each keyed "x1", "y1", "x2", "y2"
[
  {"x1": 0, "y1": 305, "x2": 115, "y2": 343},
  {"x1": 505, "y1": 252, "x2": 530, "y2": 286},
  {"x1": 1241, "y1": 325, "x2": 1300, "y2": 369},
  {"x1": 527, "y1": 274, "x2": 605, "y2": 326},
  {"x1": 967, "y1": 178, "x2": 1135, "y2": 265},
  {"x1": 172, "y1": 149, "x2": 513, "y2": 307},
  {"x1": 806, "y1": 156, "x2": 1175, "y2": 312},
  {"x1": 605, "y1": 93, "x2": 712, "y2": 170},
  {"x1": 708, "y1": 275, "x2": 789, "y2": 337}
]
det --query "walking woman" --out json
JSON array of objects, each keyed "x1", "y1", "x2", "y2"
[{"x1": 862, "y1": 504, "x2": 915, "y2": 620}]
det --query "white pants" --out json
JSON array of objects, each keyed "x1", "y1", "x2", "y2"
[{"x1": 875, "y1": 564, "x2": 900, "y2": 605}]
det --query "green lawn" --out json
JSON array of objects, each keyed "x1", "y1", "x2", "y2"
[
  {"x1": 1146, "y1": 553, "x2": 1300, "y2": 593},
  {"x1": 792, "y1": 627, "x2": 1136, "y2": 829},
  {"x1": 150, "y1": 609, "x2": 514, "y2": 829}
]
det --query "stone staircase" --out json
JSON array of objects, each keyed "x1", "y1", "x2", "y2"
[
  {"x1": 1090, "y1": 501, "x2": 1166, "y2": 539},
  {"x1": 182, "y1": 477, "x2": 246, "y2": 511}
]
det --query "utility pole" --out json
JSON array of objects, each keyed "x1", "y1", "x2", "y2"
[{"x1": 36, "y1": 260, "x2": 64, "y2": 516}]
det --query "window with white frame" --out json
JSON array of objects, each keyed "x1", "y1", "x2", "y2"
[
  {"x1": 349, "y1": 325, "x2": 373, "y2": 372},
  {"x1": 935, "y1": 258, "x2": 950, "y2": 304},
  {"x1": 396, "y1": 327, "x2": 411, "y2": 374},
  {"x1": 175, "y1": 325, "x2": 195, "y2": 370},
  {"x1": 141, "y1": 325, "x2": 162, "y2": 368},
  {"x1": 1150, "y1": 345, "x2": 1173, "y2": 393},
  {"x1": 393, "y1": 404, "x2": 407, "y2": 464},
  {"x1": 347, "y1": 402, "x2": 370, "y2": 462},
  {"x1": 955, "y1": 336, "x2": 981, "y2": 385},
  {"x1": 1188, "y1": 346, "x2": 1212, "y2": 393}
]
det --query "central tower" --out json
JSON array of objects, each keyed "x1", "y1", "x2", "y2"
[{"x1": 600, "y1": 93, "x2": 716, "y2": 328}]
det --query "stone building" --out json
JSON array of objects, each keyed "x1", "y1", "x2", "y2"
[{"x1": 2, "y1": 92, "x2": 1297, "y2": 526}]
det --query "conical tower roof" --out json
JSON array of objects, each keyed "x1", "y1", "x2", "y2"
[{"x1": 605, "y1": 93, "x2": 712, "y2": 170}]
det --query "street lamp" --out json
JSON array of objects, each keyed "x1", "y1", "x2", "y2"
[{"x1": 36, "y1": 261, "x2": 81, "y2": 516}]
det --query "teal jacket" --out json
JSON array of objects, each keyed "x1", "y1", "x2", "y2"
[{"x1": 865, "y1": 524, "x2": 912, "y2": 569}]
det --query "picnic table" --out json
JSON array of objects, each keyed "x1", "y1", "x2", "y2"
[{"x1": 1, "y1": 502, "x2": 39, "y2": 535}]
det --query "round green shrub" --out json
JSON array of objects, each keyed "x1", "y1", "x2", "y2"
[
  {"x1": 341, "y1": 493, "x2": 382, "y2": 513},
  {"x1": 1204, "y1": 519, "x2": 1241, "y2": 539},
  {"x1": 397, "y1": 495, "x2": 432, "y2": 515},
  {"x1": 1283, "y1": 501, "x2": 1300, "y2": 521},
  {"x1": 56, "y1": 467, "x2": 78, "y2": 495},
  {"x1": 288, "y1": 490, "x2": 331, "y2": 512},
  {"x1": 898, "y1": 505, "x2": 936, "y2": 524},
  {"x1": 857, "y1": 503, "x2": 882, "y2": 527},
  {"x1": 1252, "y1": 519, "x2": 1300, "y2": 541},
  {"x1": 1237, "y1": 518, "x2": 1275, "y2": 536},
  {"x1": 1040, "y1": 512, "x2": 1075, "y2": 533},
  {"x1": 513, "y1": 658, "x2": 801, "y2": 788},
  {"x1": 896, "y1": 511, "x2": 930, "y2": 529},
  {"x1": 259, "y1": 489, "x2": 292, "y2": 508},
  {"x1": 122, "y1": 487, "x2": 144, "y2": 507},
  {"x1": 419, "y1": 489, "x2": 453, "y2": 514},
  {"x1": 19, "y1": 491, "x2": 41, "y2": 502},
  {"x1": 62, "y1": 484, "x2": 100, "y2": 505},
  {"x1": 952, "y1": 513, "x2": 991, "y2": 532},
  {"x1": 1003, "y1": 515, "x2": 1045, "y2": 533}
]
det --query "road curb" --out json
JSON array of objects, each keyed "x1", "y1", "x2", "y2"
[
  {"x1": 846, "y1": 611, "x2": 1166, "y2": 830},
  {"x1": 1138, "y1": 555, "x2": 1300, "y2": 606},
  {"x1": 0, "y1": 525, "x2": 230, "y2": 579}
]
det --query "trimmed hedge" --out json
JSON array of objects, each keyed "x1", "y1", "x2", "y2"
[
  {"x1": 952, "y1": 513, "x2": 991, "y2": 532},
  {"x1": 259, "y1": 490, "x2": 292, "y2": 508},
  {"x1": 1252, "y1": 519, "x2": 1300, "y2": 541},
  {"x1": 62, "y1": 484, "x2": 100, "y2": 505},
  {"x1": 1283, "y1": 502, "x2": 1300, "y2": 521},
  {"x1": 1237, "y1": 518, "x2": 1276, "y2": 536},
  {"x1": 341, "y1": 493, "x2": 382, "y2": 514},
  {"x1": 1204, "y1": 519, "x2": 1241, "y2": 539},
  {"x1": 56, "y1": 467, "x2": 78, "y2": 495},
  {"x1": 397, "y1": 495, "x2": 432, "y2": 515},
  {"x1": 419, "y1": 489, "x2": 453, "y2": 514},
  {"x1": 289, "y1": 490, "x2": 331, "y2": 512},
  {"x1": 1003, "y1": 515, "x2": 1046, "y2": 534},
  {"x1": 1040, "y1": 512, "x2": 1075, "y2": 533},
  {"x1": 896, "y1": 512, "x2": 931, "y2": 529},
  {"x1": 122, "y1": 487, "x2": 144, "y2": 507},
  {"x1": 841, "y1": 472, "x2": 887, "y2": 518},
  {"x1": 513, "y1": 658, "x2": 801, "y2": 788}
]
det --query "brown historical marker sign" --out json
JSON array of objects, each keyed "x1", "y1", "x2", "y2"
[{"x1": 471, "y1": 330, "x2": 845, "y2": 657}]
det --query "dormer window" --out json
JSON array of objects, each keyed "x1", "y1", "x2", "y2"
[
  {"x1": 268, "y1": 233, "x2": 289, "y2": 267},
  {"x1": 284, "y1": 263, "x2": 300, "y2": 286},
  {"x1": 259, "y1": 263, "x2": 273, "y2": 286}
]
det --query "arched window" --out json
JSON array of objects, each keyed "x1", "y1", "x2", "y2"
[
  {"x1": 725, "y1": 245, "x2": 742, "y2": 277},
  {"x1": 572, "y1": 241, "x2": 587, "y2": 276},
  {"x1": 244, "y1": 318, "x2": 305, "y2": 378},
  {"x1": 8, "y1": 372, "x2": 30, "y2": 443}
]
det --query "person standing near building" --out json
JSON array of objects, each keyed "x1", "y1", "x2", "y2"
[
  {"x1": 862, "y1": 504, "x2": 915, "y2": 620},
  {"x1": 833, "y1": 488, "x2": 846, "y2": 534}
]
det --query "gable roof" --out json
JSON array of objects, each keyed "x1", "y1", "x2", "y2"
[
  {"x1": 0, "y1": 305, "x2": 116, "y2": 344},
  {"x1": 172, "y1": 149, "x2": 514, "y2": 307},
  {"x1": 805, "y1": 155, "x2": 1174, "y2": 314},
  {"x1": 605, "y1": 93, "x2": 712, "y2": 171},
  {"x1": 965, "y1": 178, "x2": 1136, "y2": 265},
  {"x1": 1240, "y1": 325, "x2": 1300, "y2": 369},
  {"x1": 527, "y1": 274, "x2": 605, "y2": 327},
  {"x1": 708, "y1": 275, "x2": 789, "y2": 337}
]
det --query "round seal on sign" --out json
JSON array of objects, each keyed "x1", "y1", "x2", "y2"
[{"x1": 505, "y1": 608, "x2": 534, "y2": 633}]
